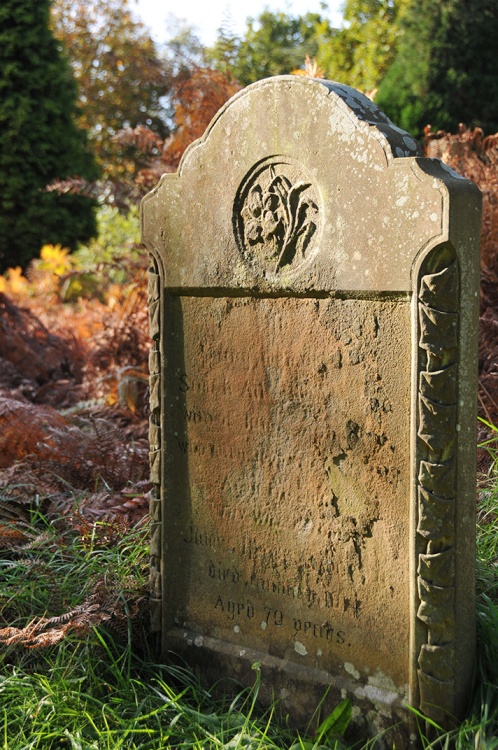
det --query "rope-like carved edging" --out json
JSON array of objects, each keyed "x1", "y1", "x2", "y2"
[
  {"x1": 148, "y1": 259, "x2": 162, "y2": 633},
  {"x1": 416, "y1": 244, "x2": 459, "y2": 722}
]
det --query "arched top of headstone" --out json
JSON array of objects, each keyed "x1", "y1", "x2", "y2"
[
  {"x1": 202, "y1": 77, "x2": 422, "y2": 165},
  {"x1": 142, "y1": 75, "x2": 480, "y2": 294}
]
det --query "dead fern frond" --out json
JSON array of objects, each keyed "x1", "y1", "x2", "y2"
[
  {"x1": 39, "y1": 416, "x2": 149, "y2": 491},
  {"x1": 0, "y1": 500, "x2": 33, "y2": 548},
  {"x1": 45, "y1": 176, "x2": 101, "y2": 199},
  {"x1": 114, "y1": 125, "x2": 163, "y2": 155},
  {"x1": 0, "y1": 524, "x2": 31, "y2": 548},
  {"x1": 0, "y1": 458, "x2": 62, "y2": 504},
  {"x1": 423, "y1": 124, "x2": 498, "y2": 427},
  {"x1": 46, "y1": 177, "x2": 142, "y2": 212},
  {"x1": 0, "y1": 293, "x2": 85, "y2": 406},
  {"x1": 7, "y1": 531, "x2": 53, "y2": 552},
  {"x1": 0, "y1": 618, "x2": 43, "y2": 647},
  {"x1": 0, "y1": 293, "x2": 83, "y2": 382},
  {"x1": 0, "y1": 397, "x2": 69, "y2": 469},
  {"x1": 0, "y1": 499, "x2": 31, "y2": 523},
  {"x1": 0, "y1": 609, "x2": 99, "y2": 648},
  {"x1": 0, "y1": 570, "x2": 147, "y2": 648},
  {"x1": 0, "y1": 395, "x2": 148, "y2": 493},
  {"x1": 49, "y1": 487, "x2": 150, "y2": 526},
  {"x1": 0, "y1": 515, "x2": 149, "y2": 649}
]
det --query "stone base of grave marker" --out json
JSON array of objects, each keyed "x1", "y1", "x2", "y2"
[{"x1": 142, "y1": 76, "x2": 482, "y2": 740}]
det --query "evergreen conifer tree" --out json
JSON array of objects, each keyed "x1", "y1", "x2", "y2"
[
  {"x1": 0, "y1": 0, "x2": 98, "y2": 271},
  {"x1": 375, "y1": 0, "x2": 498, "y2": 137}
]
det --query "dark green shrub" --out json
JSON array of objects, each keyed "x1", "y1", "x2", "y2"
[
  {"x1": 0, "y1": 0, "x2": 98, "y2": 271},
  {"x1": 376, "y1": 0, "x2": 498, "y2": 137}
]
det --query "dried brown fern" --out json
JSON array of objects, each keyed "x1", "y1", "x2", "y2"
[
  {"x1": 0, "y1": 509, "x2": 149, "y2": 650},
  {"x1": 36, "y1": 415, "x2": 148, "y2": 490},
  {"x1": 87, "y1": 281, "x2": 149, "y2": 372},
  {"x1": 0, "y1": 396, "x2": 149, "y2": 505},
  {"x1": 0, "y1": 587, "x2": 148, "y2": 649},
  {"x1": 424, "y1": 125, "x2": 498, "y2": 428},
  {"x1": 47, "y1": 485, "x2": 150, "y2": 525},
  {"x1": 0, "y1": 397, "x2": 69, "y2": 469},
  {"x1": 424, "y1": 125, "x2": 498, "y2": 310},
  {"x1": 0, "y1": 591, "x2": 144, "y2": 648},
  {"x1": 1, "y1": 253, "x2": 150, "y2": 417},
  {"x1": 163, "y1": 67, "x2": 242, "y2": 170},
  {"x1": 0, "y1": 293, "x2": 85, "y2": 405},
  {"x1": 0, "y1": 500, "x2": 33, "y2": 548}
]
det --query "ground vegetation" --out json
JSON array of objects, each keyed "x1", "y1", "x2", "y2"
[{"x1": 0, "y1": 122, "x2": 498, "y2": 747}]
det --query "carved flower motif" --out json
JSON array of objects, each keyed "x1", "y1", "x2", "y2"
[
  {"x1": 247, "y1": 185, "x2": 263, "y2": 218},
  {"x1": 245, "y1": 218, "x2": 262, "y2": 245},
  {"x1": 240, "y1": 165, "x2": 318, "y2": 273}
]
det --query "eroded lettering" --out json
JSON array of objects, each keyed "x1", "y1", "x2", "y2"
[
  {"x1": 209, "y1": 560, "x2": 240, "y2": 583},
  {"x1": 214, "y1": 596, "x2": 255, "y2": 621},
  {"x1": 183, "y1": 526, "x2": 223, "y2": 548},
  {"x1": 293, "y1": 617, "x2": 346, "y2": 643}
]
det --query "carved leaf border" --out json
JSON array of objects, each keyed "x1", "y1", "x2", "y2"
[
  {"x1": 416, "y1": 244, "x2": 459, "y2": 723},
  {"x1": 148, "y1": 259, "x2": 162, "y2": 633}
]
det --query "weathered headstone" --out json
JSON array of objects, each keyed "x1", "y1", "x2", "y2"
[{"x1": 141, "y1": 77, "x2": 481, "y2": 739}]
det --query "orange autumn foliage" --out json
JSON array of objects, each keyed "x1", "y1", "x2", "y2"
[
  {"x1": 163, "y1": 67, "x2": 242, "y2": 169},
  {"x1": 423, "y1": 124, "x2": 498, "y2": 430}
]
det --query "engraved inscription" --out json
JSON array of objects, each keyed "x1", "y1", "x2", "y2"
[
  {"x1": 166, "y1": 296, "x2": 411, "y2": 681},
  {"x1": 183, "y1": 541, "x2": 364, "y2": 617},
  {"x1": 211, "y1": 596, "x2": 348, "y2": 645},
  {"x1": 183, "y1": 526, "x2": 223, "y2": 548},
  {"x1": 215, "y1": 596, "x2": 255, "y2": 620},
  {"x1": 292, "y1": 618, "x2": 346, "y2": 643},
  {"x1": 234, "y1": 157, "x2": 320, "y2": 277}
]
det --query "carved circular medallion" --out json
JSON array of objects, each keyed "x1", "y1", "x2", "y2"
[{"x1": 234, "y1": 157, "x2": 321, "y2": 279}]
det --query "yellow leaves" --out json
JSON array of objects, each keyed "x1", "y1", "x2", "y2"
[
  {"x1": 163, "y1": 67, "x2": 242, "y2": 170},
  {"x1": 0, "y1": 246, "x2": 73, "y2": 299},
  {"x1": 38, "y1": 244, "x2": 74, "y2": 276},
  {"x1": 0, "y1": 267, "x2": 29, "y2": 295}
]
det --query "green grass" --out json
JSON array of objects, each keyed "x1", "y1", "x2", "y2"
[
  {"x1": 0, "y1": 515, "x2": 303, "y2": 750},
  {"x1": 1, "y1": 437, "x2": 498, "y2": 749},
  {"x1": 0, "y1": 647, "x2": 278, "y2": 749}
]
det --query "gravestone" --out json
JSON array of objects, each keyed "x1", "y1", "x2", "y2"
[{"x1": 141, "y1": 76, "x2": 481, "y2": 738}]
